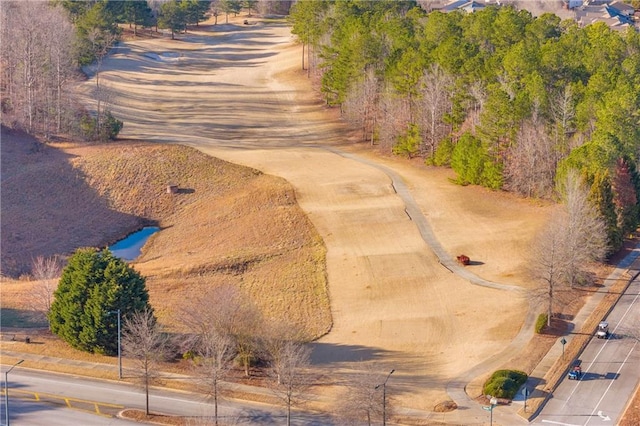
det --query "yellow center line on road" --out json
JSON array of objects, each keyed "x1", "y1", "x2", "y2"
[{"x1": 2, "y1": 388, "x2": 124, "y2": 417}]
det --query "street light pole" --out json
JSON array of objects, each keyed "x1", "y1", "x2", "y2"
[
  {"x1": 490, "y1": 397, "x2": 497, "y2": 426},
  {"x1": 109, "y1": 309, "x2": 122, "y2": 379},
  {"x1": 5, "y1": 359, "x2": 24, "y2": 426},
  {"x1": 482, "y1": 396, "x2": 498, "y2": 424},
  {"x1": 375, "y1": 369, "x2": 395, "y2": 426}
]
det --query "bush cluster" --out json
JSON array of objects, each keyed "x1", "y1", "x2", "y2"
[
  {"x1": 79, "y1": 111, "x2": 123, "y2": 141},
  {"x1": 483, "y1": 369, "x2": 528, "y2": 399},
  {"x1": 535, "y1": 313, "x2": 549, "y2": 334}
]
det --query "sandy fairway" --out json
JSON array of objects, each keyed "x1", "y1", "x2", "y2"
[{"x1": 79, "y1": 19, "x2": 552, "y2": 412}]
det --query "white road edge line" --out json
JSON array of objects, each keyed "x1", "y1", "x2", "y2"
[
  {"x1": 541, "y1": 420, "x2": 581, "y2": 426},
  {"x1": 561, "y1": 281, "x2": 640, "y2": 409},
  {"x1": 583, "y1": 340, "x2": 637, "y2": 426},
  {"x1": 610, "y1": 287, "x2": 640, "y2": 336}
]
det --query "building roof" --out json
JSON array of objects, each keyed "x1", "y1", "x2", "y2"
[
  {"x1": 439, "y1": 0, "x2": 488, "y2": 13},
  {"x1": 575, "y1": 3, "x2": 635, "y2": 30},
  {"x1": 608, "y1": 1, "x2": 635, "y2": 16}
]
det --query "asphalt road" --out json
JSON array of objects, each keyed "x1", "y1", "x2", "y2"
[
  {"x1": 533, "y1": 275, "x2": 640, "y2": 426},
  {"x1": 0, "y1": 398, "x2": 141, "y2": 426},
  {"x1": 1, "y1": 368, "x2": 339, "y2": 425}
]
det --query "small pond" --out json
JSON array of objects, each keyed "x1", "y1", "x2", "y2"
[{"x1": 109, "y1": 226, "x2": 160, "y2": 261}]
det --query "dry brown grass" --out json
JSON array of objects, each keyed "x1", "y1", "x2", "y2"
[
  {"x1": 120, "y1": 411, "x2": 184, "y2": 425},
  {"x1": 3, "y1": 17, "x2": 640, "y2": 421},
  {"x1": 620, "y1": 384, "x2": 640, "y2": 426},
  {"x1": 0, "y1": 128, "x2": 330, "y2": 340}
]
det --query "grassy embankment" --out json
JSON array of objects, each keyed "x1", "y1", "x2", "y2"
[{"x1": 1, "y1": 129, "x2": 331, "y2": 345}]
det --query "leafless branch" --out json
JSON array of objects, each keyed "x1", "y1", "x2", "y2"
[
  {"x1": 29, "y1": 255, "x2": 62, "y2": 326},
  {"x1": 122, "y1": 308, "x2": 172, "y2": 415}
]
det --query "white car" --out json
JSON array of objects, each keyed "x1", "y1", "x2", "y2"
[{"x1": 596, "y1": 321, "x2": 610, "y2": 339}]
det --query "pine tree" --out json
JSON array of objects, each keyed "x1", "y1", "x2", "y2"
[
  {"x1": 158, "y1": 0, "x2": 187, "y2": 39},
  {"x1": 612, "y1": 158, "x2": 638, "y2": 236},
  {"x1": 49, "y1": 248, "x2": 151, "y2": 355}
]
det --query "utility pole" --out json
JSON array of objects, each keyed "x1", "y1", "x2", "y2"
[
  {"x1": 5, "y1": 359, "x2": 24, "y2": 426},
  {"x1": 375, "y1": 369, "x2": 395, "y2": 426}
]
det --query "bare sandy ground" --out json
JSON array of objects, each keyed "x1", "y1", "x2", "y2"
[{"x1": 79, "y1": 18, "x2": 552, "y2": 412}]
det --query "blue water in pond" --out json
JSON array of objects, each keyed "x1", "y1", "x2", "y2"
[{"x1": 109, "y1": 226, "x2": 160, "y2": 261}]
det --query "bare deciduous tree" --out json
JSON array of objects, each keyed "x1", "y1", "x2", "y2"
[
  {"x1": 530, "y1": 171, "x2": 608, "y2": 325},
  {"x1": 562, "y1": 169, "x2": 608, "y2": 288},
  {"x1": 180, "y1": 287, "x2": 237, "y2": 426},
  {"x1": 48, "y1": 12, "x2": 76, "y2": 134},
  {"x1": 378, "y1": 86, "x2": 412, "y2": 155},
  {"x1": 0, "y1": 1, "x2": 76, "y2": 135},
  {"x1": 214, "y1": 286, "x2": 262, "y2": 378},
  {"x1": 504, "y1": 120, "x2": 558, "y2": 198},
  {"x1": 29, "y1": 255, "x2": 61, "y2": 326},
  {"x1": 268, "y1": 338, "x2": 312, "y2": 426},
  {"x1": 550, "y1": 85, "x2": 576, "y2": 150},
  {"x1": 417, "y1": 64, "x2": 453, "y2": 160},
  {"x1": 343, "y1": 68, "x2": 381, "y2": 145},
  {"x1": 467, "y1": 80, "x2": 487, "y2": 132},
  {"x1": 87, "y1": 27, "x2": 118, "y2": 136},
  {"x1": 261, "y1": 320, "x2": 305, "y2": 384},
  {"x1": 529, "y1": 209, "x2": 571, "y2": 326},
  {"x1": 191, "y1": 331, "x2": 234, "y2": 426},
  {"x1": 181, "y1": 284, "x2": 262, "y2": 378},
  {"x1": 122, "y1": 308, "x2": 172, "y2": 416},
  {"x1": 257, "y1": 0, "x2": 293, "y2": 15},
  {"x1": 336, "y1": 365, "x2": 388, "y2": 425}
]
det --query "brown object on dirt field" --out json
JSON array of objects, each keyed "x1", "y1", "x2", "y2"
[{"x1": 457, "y1": 255, "x2": 470, "y2": 266}]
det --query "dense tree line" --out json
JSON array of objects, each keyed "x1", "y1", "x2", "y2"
[
  {"x1": 0, "y1": 1, "x2": 77, "y2": 135},
  {"x1": 290, "y1": 0, "x2": 640, "y2": 251},
  {"x1": 0, "y1": 0, "x2": 208, "y2": 137},
  {"x1": 0, "y1": 1, "x2": 119, "y2": 139},
  {"x1": 1, "y1": 0, "x2": 295, "y2": 137}
]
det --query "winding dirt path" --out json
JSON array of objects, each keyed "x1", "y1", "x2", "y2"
[{"x1": 79, "y1": 18, "x2": 551, "y2": 415}]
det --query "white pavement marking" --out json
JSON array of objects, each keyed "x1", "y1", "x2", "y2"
[
  {"x1": 597, "y1": 410, "x2": 611, "y2": 421},
  {"x1": 562, "y1": 322, "x2": 626, "y2": 408},
  {"x1": 584, "y1": 341, "x2": 637, "y2": 425},
  {"x1": 610, "y1": 288, "x2": 640, "y2": 336},
  {"x1": 562, "y1": 287, "x2": 640, "y2": 409},
  {"x1": 541, "y1": 420, "x2": 581, "y2": 426}
]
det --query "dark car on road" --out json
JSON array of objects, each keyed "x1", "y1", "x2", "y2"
[{"x1": 568, "y1": 359, "x2": 582, "y2": 380}]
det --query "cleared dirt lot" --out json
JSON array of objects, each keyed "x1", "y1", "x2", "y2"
[{"x1": 75, "y1": 18, "x2": 553, "y2": 411}]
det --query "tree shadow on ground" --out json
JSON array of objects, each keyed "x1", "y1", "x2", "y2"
[
  {"x1": 309, "y1": 342, "x2": 390, "y2": 364},
  {"x1": 310, "y1": 342, "x2": 447, "y2": 401},
  {"x1": 0, "y1": 308, "x2": 48, "y2": 329},
  {"x1": 541, "y1": 317, "x2": 574, "y2": 336},
  {"x1": 1, "y1": 127, "x2": 148, "y2": 277}
]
